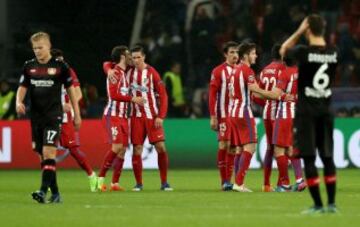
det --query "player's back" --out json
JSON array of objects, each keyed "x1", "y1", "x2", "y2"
[
  {"x1": 276, "y1": 65, "x2": 298, "y2": 119},
  {"x1": 209, "y1": 62, "x2": 233, "y2": 119},
  {"x1": 294, "y1": 45, "x2": 338, "y2": 114},
  {"x1": 259, "y1": 61, "x2": 286, "y2": 120},
  {"x1": 104, "y1": 65, "x2": 129, "y2": 118},
  {"x1": 229, "y1": 63, "x2": 255, "y2": 118}
]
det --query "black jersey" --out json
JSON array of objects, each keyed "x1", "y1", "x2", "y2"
[
  {"x1": 19, "y1": 57, "x2": 73, "y2": 120},
  {"x1": 288, "y1": 44, "x2": 338, "y2": 113}
]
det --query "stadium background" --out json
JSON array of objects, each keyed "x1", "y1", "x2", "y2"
[{"x1": 0, "y1": 0, "x2": 359, "y2": 169}]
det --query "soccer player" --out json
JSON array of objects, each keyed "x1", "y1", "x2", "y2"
[
  {"x1": 251, "y1": 56, "x2": 306, "y2": 192},
  {"x1": 128, "y1": 45, "x2": 173, "y2": 191},
  {"x1": 50, "y1": 49, "x2": 97, "y2": 192},
  {"x1": 280, "y1": 14, "x2": 338, "y2": 213},
  {"x1": 229, "y1": 42, "x2": 259, "y2": 192},
  {"x1": 97, "y1": 45, "x2": 144, "y2": 192},
  {"x1": 16, "y1": 32, "x2": 81, "y2": 203},
  {"x1": 257, "y1": 44, "x2": 286, "y2": 192},
  {"x1": 208, "y1": 41, "x2": 239, "y2": 190}
]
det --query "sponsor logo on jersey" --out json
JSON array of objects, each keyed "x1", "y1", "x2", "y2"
[
  {"x1": 30, "y1": 69, "x2": 37, "y2": 73},
  {"x1": 30, "y1": 79, "x2": 55, "y2": 87},
  {"x1": 48, "y1": 68, "x2": 57, "y2": 75}
]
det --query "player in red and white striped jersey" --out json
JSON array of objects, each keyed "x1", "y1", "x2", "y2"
[
  {"x1": 229, "y1": 42, "x2": 260, "y2": 192},
  {"x1": 97, "y1": 46, "x2": 144, "y2": 192},
  {"x1": 251, "y1": 57, "x2": 305, "y2": 192},
  {"x1": 257, "y1": 44, "x2": 286, "y2": 192},
  {"x1": 208, "y1": 41, "x2": 239, "y2": 190},
  {"x1": 128, "y1": 45, "x2": 172, "y2": 191},
  {"x1": 51, "y1": 49, "x2": 97, "y2": 192}
]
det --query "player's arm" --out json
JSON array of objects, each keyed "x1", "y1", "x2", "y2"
[
  {"x1": 280, "y1": 17, "x2": 309, "y2": 57},
  {"x1": 16, "y1": 86, "x2": 27, "y2": 115},
  {"x1": 208, "y1": 70, "x2": 221, "y2": 131},
  {"x1": 103, "y1": 61, "x2": 117, "y2": 80},
  {"x1": 62, "y1": 64, "x2": 81, "y2": 130},
  {"x1": 153, "y1": 69, "x2": 168, "y2": 128},
  {"x1": 108, "y1": 77, "x2": 144, "y2": 104},
  {"x1": 16, "y1": 67, "x2": 30, "y2": 115},
  {"x1": 251, "y1": 73, "x2": 266, "y2": 106},
  {"x1": 67, "y1": 86, "x2": 82, "y2": 130}
]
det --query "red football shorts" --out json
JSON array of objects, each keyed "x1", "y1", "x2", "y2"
[
  {"x1": 60, "y1": 122, "x2": 80, "y2": 148},
  {"x1": 272, "y1": 118, "x2": 293, "y2": 147},
  {"x1": 230, "y1": 117, "x2": 257, "y2": 146},
  {"x1": 131, "y1": 117, "x2": 165, "y2": 145},
  {"x1": 102, "y1": 115, "x2": 129, "y2": 146},
  {"x1": 217, "y1": 118, "x2": 231, "y2": 141}
]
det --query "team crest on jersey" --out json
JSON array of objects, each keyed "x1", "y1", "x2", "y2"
[{"x1": 48, "y1": 68, "x2": 57, "y2": 75}]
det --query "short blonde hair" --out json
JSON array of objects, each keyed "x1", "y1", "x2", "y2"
[{"x1": 30, "y1": 32, "x2": 51, "y2": 43}]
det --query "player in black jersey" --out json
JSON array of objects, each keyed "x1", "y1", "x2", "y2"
[
  {"x1": 280, "y1": 14, "x2": 338, "y2": 214},
  {"x1": 16, "y1": 32, "x2": 81, "y2": 203}
]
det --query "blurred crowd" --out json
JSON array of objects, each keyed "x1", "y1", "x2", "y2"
[{"x1": 2, "y1": 0, "x2": 360, "y2": 120}]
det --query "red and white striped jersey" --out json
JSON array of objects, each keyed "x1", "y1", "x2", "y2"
[
  {"x1": 127, "y1": 65, "x2": 168, "y2": 119},
  {"x1": 61, "y1": 68, "x2": 80, "y2": 123},
  {"x1": 229, "y1": 63, "x2": 256, "y2": 118},
  {"x1": 208, "y1": 62, "x2": 235, "y2": 118},
  {"x1": 276, "y1": 65, "x2": 298, "y2": 119},
  {"x1": 259, "y1": 61, "x2": 286, "y2": 120},
  {"x1": 103, "y1": 65, "x2": 132, "y2": 118}
]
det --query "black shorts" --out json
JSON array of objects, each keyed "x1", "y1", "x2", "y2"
[
  {"x1": 31, "y1": 117, "x2": 62, "y2": 155},
  {"x1": 294, "y1": 111, "x2": 334, "y2": 158}
]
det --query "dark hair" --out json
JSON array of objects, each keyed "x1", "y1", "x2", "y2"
[
  {"x1": 223, "y1": 41, "x2": 239, "y2": 54},
  {"x1": 271, "y1": 43, "x2": 281, "y2": 60},
  {"x1": 130, "y1": 45, "x2": 145, "y2": 55},
  {"x1": 238, "y1": 42, "x2": 256, "y2": 58},
  {"x1": 51, "y1": 48, "x2": 64, "y2": 58},
  {"x1": 111, "y1": 45, "x2": 129, "y2": 63},
  {"x1": 308, "y1": 14, "x2": 325, "y2": 36}
]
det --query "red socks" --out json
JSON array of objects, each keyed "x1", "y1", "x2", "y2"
[
  {"x1": 132, "y1": 154, "x2": 143, "y2": 185},
  {"x1": 69, "y1": 147, "x2": 93, "y2": 176},
  {"x1": 217, "y1": 149, "x2": 227, "y2": 184},
  {"x1": 226, "y1": 152, "x2": 235, "y2": 182},
  {"x1": 98, "y1": 150, "x2": 117, "y2": 177},
  {"x1": 235, "y1": 151, "x2": 253, "y2": 186},
  {"x1": 112, "y1": 157, "x2": 124, "y2": 184},
  {"x1": 276, "y1": 155, "x2": 290, "y2": 186},
  {"x1": 158, "y1": 152, "x2": 169, "y2": 184}
]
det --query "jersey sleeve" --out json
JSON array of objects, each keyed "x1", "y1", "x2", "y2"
[
  {"x1": 208, "y1": 69, "x2": 221, "y2": 116},
  {"x1": 152, "y1": 68, "x2": 168, "y2": 118},
  {"x1": 246, "y1": 68, "x2": 256, "y2": 85},
  {"x1": 276, "y1": 68, "x2": 289, "y2": 92},
  {"x1": 60, "y1": 62, "x2": 73, "y2": 88},
  {"x1": 103, "y1": 61, "x2": 115, "y2": 76},
  {"x1": 69, "y1": 68, "x2": 80, "y2": 87},
  {"x1": 108, "y1": 70, "x2": 132, "y2": 102},
  {"x1": 19, "y1": 63, "x2": 30, "y2": 87}
]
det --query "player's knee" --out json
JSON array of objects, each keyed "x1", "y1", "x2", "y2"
[
  {"x1": 43, "y1": 146, "x2": 57, "y2": 159},
  {"x1": 218, "y1": 141, "x2": 229, "y2": 150},
  {"x1": 154, "y1": 143, "x2": 166, "y2": 153},
  {"x1": 133, "y1": 145, "x2": 143, "y2": 155}
]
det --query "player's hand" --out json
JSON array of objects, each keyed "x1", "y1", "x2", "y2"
[
  {"x1": 132, "y1": 96, "x2": 145, "y2": 106},
  {"x1": 284, "y1": 94, "x2": 295, "y2": 102},
  {"x1": 154, "y1": 117, "x2": 163, "y2": 129},
  {"x1": 63, "y1": 103, "x2": 72, "y2": 112},
  {"x1": 297, "y1": 17, "x2": 309, "y2": 34},
  {"x1": 74, "y1": 114, "x2": 82, "y2": 131},
  {"x1": 210, "y1": 116, "x2": 218, "y2": 131},
  {"x1": 16, "y1": 102, "x2": 26, "y2": 115}
]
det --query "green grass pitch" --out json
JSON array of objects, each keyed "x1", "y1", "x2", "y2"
[{"x1": 0, "y1": 169, "x2": 359, "y2": 227}]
